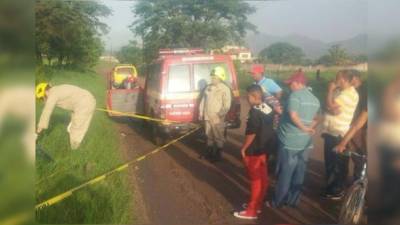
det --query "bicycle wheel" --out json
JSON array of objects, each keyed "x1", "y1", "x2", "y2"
[{"x1": 338, "y1": 183, "x2": 367, "y2": 225}]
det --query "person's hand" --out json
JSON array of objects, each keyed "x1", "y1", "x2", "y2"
[
  {"x1": 274, "y1": 106, "x2": 283, "y2": 115},
  {"x1": 240, "y1": 148, "x2": 246, "y2": 159},
  {"x1": 332, "y1": 107, "x2": 341, "y2": 115},
  {"x1": 36, "y1": 127, "x2": 43, "y2": 134},
  {"x1": 335, "y1": 142, "x2": 346, "y2": 153},
  {"x1": 302, "y1": 127, "x2": 315, "y2": 135},
  {"x1": 328, "y1": 81, "x2": 337, "y2": 92}
]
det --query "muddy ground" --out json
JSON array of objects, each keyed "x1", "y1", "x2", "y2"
[
  {"x1": 101, "y1": 67, "x2": 376, "y2": 225},
  {"x1": 113, "y1": 98, "x2": 359, "y2": 225}
]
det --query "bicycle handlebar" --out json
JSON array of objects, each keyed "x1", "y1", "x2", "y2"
[{"x1": 340, "y1": 150, "x2": 366, "y2": 158}]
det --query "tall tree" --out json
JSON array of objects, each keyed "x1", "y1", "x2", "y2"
[
  {"x1": 35, "y1": 0, "x2": 111, "y2": 68},
  {"x1": 327, "y1": 44, "x2": 349, "y2": 66},
  {"x1": 130, "y1": 0, "x2": 256, "y2": 63},
  {"x1": 259, "y1": 42, "x2": 305, "y2": 65},
  {"x1": 317, "y1": 44, "x2": 350, "y2": 66},
  {"x1": 116, "y1": 41, "x2": 143, "y2": 66}
]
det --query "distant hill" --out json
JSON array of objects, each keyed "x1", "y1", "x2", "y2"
[
  {"x1": 330, "y1": 34, "x2": 367, "y2": 56},
  {"x1": 245, "y1": 33, "x2": 367, "y2": 59}
]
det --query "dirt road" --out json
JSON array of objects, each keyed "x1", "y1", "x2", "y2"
[
  {"x1": 98, "y1": 65, "x2": 367, "y2": 225},
  {"x1": 111, "y1": 96, "x2": 349, "y2": 225}
]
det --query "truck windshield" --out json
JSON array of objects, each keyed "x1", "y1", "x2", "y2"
[
  {"x1": 193, "y1": 63, "x2": 232, "y2": 91},
  {"x1": 116, "y1": 67, "x2": 135, "y2": 76}
]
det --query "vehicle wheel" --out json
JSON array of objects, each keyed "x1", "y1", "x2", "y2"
[{"x1": 338, "y1": 184, "x2": 367, "y2": 225}]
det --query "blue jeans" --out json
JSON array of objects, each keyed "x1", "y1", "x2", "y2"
[{"x1": 272, "y1": 144, "x2": 311, "y2": 207}]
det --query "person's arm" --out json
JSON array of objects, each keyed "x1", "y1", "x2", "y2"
[
  {"x1": 219, "y1": 86, "x2": 232, "y2": 117},
  {"x1": 268, "y1": 79, "x2": 283, "y2": 99},
  {"x1": 37, "y1": 95, "x2": 57, "y2": 133},
  {"x1": 335, "y1": 110, "x2": 368, "y2": 153},
  {"x1": 264, "y1": 92, "x2": 282, "y2": 114},
  {"x1": 289, "y1": 111, "x2": 315, "y2": 135},
  {"x1": 310, "y1": 112, "x2": 322, "y2": 130},
  {"x1": 275, "y1": 90, "x2": 283, "y2": 99},
  {"x1": 241, "y1": 134, "x2": 256, "y2": 159},
  {"x1": 241, "y1": 110, "x2": 259, "y2": 158},
  {"x1": 288, "y1": 95, "x2": 314, "y2": 134},
  {"x1": 198, "y1": 88, "x2": 207, "y2": 120},
  {"x1": 326, "y1": 82, "x2": 340, "y2": 115}
]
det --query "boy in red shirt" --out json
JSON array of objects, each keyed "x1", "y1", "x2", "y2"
[{"x1": 233, "y1": 84, "x2": 275, "y2": 220}]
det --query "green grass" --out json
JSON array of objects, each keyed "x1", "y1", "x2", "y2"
[
  {"x1": 35, "y1": 67, "x2": 134, "y2": 223},
  {"x1": 0, "y1": 118, "x2": 34, "y2": 224}
]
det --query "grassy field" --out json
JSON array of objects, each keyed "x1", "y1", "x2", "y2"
[{"x1": 35, "y1": 66, "x2": 134, "y2": 223}]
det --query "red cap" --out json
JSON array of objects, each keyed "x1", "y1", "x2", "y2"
[
  {"x1": 250, "y1": 64, "x2": 264, "y2": 75},
  {"x1": 284, "y1": 71, "x2": 307, "y2": 85}
]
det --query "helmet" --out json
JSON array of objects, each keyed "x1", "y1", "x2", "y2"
[
  {"x1": 210, "y1": 66, "x2": 226, "y2": 81},
  {"x1": 36, "y1": 82, "x2": 49, "y2": 99}
]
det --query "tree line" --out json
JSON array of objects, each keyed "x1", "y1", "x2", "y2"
[
  {"x1": 37, "y1": 0, "x2": 395, "y2": 71},
  {"x1": 35, "y1": 0, "x2": 111, "y2": 69},
  {"x1": 116, "y1": 0, "x2": 368, "y2": 68},
  {"x1": 117, "y1": 0, "x2": 256, "y2": 65},
  {"x1": 258, "y1": 42, "x2": 367, "y2": 66}
]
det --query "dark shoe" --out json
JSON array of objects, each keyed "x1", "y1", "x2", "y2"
[
  {"x1": 241, "y1": 203, "x2": 261, "y2": 214},
  {"x1": 214, "y1": 147, "x2": 222, "y2": 161},
  {"x1": 199, "y1": 146, "x2": 213, "y2": 159},
  {"x1": 329, "y1": 192, "x2": 345, "y2": 200},
  {"x1": 208, "y1": 147, "x2": 221, "y2": 163},
  {"x1": 321, "y1": 191, "x2": 344, "y2": 200}
]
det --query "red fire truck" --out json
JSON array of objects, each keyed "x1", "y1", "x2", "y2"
[{"x1": 143, "y1": 48, "x2": 241, "y2": 145}]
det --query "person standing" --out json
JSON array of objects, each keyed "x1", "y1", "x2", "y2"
[
  {"x1": 334, "y1": 72, "x2": 367, "y2": 181},
  {"x1": 233, "y1": 85, "x2": 274, "y2": 220},
  {"x1": 199, "y1": 66, "x2": 232, "y2": 162},
  {"x1": 270, "y1": 71, "x2": 320, "y2": 208},
  {"x1": 250, "y1": 64, "x2": 283, "y2": 99},
  {"x1": 321, "y1": 70, "x2": 359, "y2": 199},
  {"x1": 316, "y1": 69, "x2": 321, "y2": 81},
  {"x1": 36, "y1": 83, "x2": 96, "y2": 150}
]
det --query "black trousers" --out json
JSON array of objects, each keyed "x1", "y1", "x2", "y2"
[{"x1": 323, "y1": 133, "x2": 350, "y2": 194}]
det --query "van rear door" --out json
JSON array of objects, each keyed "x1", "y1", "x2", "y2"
[
  {"x1": 163, "y1": 64, "x2": 195, "y2": 122},
  {"x1": 106, "y1": 72, "x2": 143, "y2": 117}
]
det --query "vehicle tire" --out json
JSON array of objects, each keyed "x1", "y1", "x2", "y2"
[{"x1": 338, "y1": 184, "x2": 367, "y2": 225}]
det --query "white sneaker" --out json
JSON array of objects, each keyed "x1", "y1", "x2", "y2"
[
  {"x1": 233, "y1": 210, "x2": 258, "y2": 220},
  {"x1": 241, "y1": 203, "x2": 261, "y2": 214}
]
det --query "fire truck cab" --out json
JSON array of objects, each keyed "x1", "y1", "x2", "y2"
[{"x1": 143, "y1": 48, "x2": 241, "y2": 144}]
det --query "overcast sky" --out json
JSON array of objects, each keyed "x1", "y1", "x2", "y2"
[{"x1": 100, "y1": 0, "x2": 398, "y2": 52}]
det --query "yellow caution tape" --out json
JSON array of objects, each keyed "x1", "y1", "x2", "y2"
[
  {"x1": 35, "y1": 126, "x2": 201, "y2": 210},
  {"x1": 37, "y1": 107, "x2": 198, "y2": 186},
  {"x1": 96, "y1": 108, "x2": 180, "y2": 124}
]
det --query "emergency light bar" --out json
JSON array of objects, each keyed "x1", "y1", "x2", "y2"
[
  {"x1": 182, "y1": 56, "x2": 214, "y2": 61},
  {"x1": 159, "y1": 48, "x2": 204, "y2": 55}
]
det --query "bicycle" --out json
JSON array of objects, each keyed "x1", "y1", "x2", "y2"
[{"x1": 338, "y1": 151, "x2": 367, "y2": 225}]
